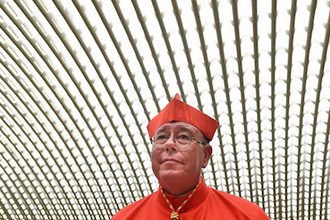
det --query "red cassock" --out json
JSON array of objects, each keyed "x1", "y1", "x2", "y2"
[{"x1": 111, "y1": 178, "x2": 270, "y2": 220}]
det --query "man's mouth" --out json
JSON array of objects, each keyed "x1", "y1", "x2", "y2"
[{"x1": 161, "y1": 158, "x2": 182, "y2": 164}]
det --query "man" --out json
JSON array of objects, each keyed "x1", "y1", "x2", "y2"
[{"x1": 111, "y1": 94, "x2": 269, "y2": 219}]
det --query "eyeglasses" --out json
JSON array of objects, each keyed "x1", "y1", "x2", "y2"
[{"x1": 150, "y1": 133, "x2": 207, "y2": 149}]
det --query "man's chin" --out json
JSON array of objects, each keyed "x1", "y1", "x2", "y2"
[{"x1": 158, "y1": 170, "x2": 184, "y2": 181}]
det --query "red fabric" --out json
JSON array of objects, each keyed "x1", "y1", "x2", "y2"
[
  {"x1": 147, "y1": 94, "x2": 219, "y2": 140},
  {"x1": 111, "y1": 178, "x2": 270, "y2": 220}
]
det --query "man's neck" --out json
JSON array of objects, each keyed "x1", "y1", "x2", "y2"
[{"x1": 160, "y1": 176, "x2": 202, "y2": 196}]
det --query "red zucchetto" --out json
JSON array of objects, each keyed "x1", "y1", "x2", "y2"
[{"x1": 147, "y1": 93, "x2": 219, "y2": 140}]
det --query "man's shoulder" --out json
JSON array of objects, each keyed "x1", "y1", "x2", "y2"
[
  {"x1": 209, "y1": 187, "x2": 259, "y2": 206},
  {"x1": 207, "y1": 187, "x2": 270, "y2": 219},
  {"x1": 110, "y1": 191, "x2": 158, "y2": 219}
]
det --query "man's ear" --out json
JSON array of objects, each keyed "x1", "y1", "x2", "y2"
[{"x1": 202, "y1": 145, "x2": 212, "y2": 168}]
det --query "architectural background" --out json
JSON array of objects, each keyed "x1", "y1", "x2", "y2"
[{"x1": 0, "y1": 0, "x2": 329, "y2": 219}]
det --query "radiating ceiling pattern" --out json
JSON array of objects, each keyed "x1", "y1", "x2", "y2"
[{"x1": 0, "y1": 0, "x2": 330, "y2": 219}]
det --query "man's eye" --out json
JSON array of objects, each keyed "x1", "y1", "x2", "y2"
[
  {"x1": 156, "y1": 135, "x2": 168, "y2": 141},
  {"x1": 177, "y1": 135, "x2": 189, "y2": 141}
]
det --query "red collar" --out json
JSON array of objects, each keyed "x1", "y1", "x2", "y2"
[{"x1": 157, "y1": 177, "x2": 209, "y2": 212}]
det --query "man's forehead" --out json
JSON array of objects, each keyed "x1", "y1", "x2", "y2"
[{"x1": 156, "y1": 122, "x2": 201, "y2": 133}]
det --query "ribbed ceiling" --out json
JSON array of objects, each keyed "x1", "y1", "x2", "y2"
[{"x1": 1, "y1": 0, "x2": 330, "y2": 219}]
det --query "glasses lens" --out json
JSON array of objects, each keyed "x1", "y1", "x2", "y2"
[
  {"x1": 154, "y1": 135, "x2": 169, "y2": 145},
  {"x1": 175, "y1": 135, "x2": 191, "y2": 148},
  {"x1": 152, "y1": 134, "x2": 192, "y2": 149}
]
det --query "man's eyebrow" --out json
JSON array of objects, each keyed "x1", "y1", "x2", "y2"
[
  {"x1": 176, "y1": 126, "x2": 207, "y2": 140},
  {"x1": 175, "y1": 126, "x2": 195, "y2": 133},
  {"x1": 155, "y1": 126, "x2": 170, "y2": 134}
]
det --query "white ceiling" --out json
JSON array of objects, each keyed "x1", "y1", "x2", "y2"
[{"x1": 0, "y1": 0, "x2": 330, "y2": 219}]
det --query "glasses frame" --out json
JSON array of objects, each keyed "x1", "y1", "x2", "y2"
[{"x1": 150, "y1": 134, "x2": 208, "y2": 149}]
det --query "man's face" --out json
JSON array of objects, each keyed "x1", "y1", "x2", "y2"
[{"x1": 151, "y1": 122, "x2": 212, "y2": 192}]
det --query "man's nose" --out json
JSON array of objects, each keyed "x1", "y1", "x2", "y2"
[{"x1": 165, "y1": 136, "x2": 178, "y2": 151}]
